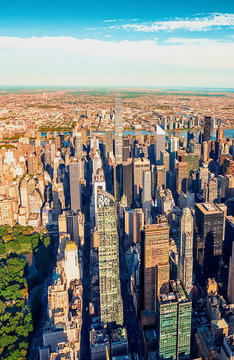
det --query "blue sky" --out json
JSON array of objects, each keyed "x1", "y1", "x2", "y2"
[{"x1": 0, "y1": 0, "x2": 233, "y2": 87}]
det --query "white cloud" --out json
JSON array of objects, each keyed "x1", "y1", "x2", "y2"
[
  {"x1": 0, "y1": 36, "x2": 233, "y2": 87},
  {"x1": 115, "y1": 13, "x2": 234, "y2": 32}
]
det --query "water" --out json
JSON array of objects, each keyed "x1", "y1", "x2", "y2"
[{"x1": 166, "y1": 129, "x2": 234, "y2": 141}]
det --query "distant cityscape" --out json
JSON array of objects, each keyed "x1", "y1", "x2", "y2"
[{"x1": 0, "y1": 88, "x2": 234, "y2": 360}]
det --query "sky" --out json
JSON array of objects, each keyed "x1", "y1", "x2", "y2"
[{"x1": 0, "y1": 0, "x2": 234, "y2": 88}]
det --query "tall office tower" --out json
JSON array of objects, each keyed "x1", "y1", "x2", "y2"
[
  {"x1": 114, "y1": 163, "x2": 123, "y2": 203},
  {"x1": 156, "y1": 165, "x2": 166, "y2": 189},
  {"x1": 187, "y1": 131, "x2": 194, "y2": 147},
  {"x1": 28, "y1": 154, "x2": 38, "y2": 175},
  {"x1": 133, "y1": 157, "x2": 150, "y2": 203},
  {"x1": 154, "y1": 125, "x2": 165, "y2": 165},
  {"x1": 105, "y1": 130, "x2": 113, "y2": 158},
  {"x1": 168, "y1": 137, "x2": 179, "y2": 172},
  {"x1": 142, "y1": 223, "x2": 169, "y2": 311},
  {"x1": 65, "y1": 210, "x2": 79, "y2": 244},
  {"x1": 51, "y1": 143, "x2": 56, "y2": 163},
  {"x1": 143, "y1": 170, "x2": 151, "y2": 213},
  {"x1": 160, "y1": 150, "x2": 169, "y2": 172},
  {"x1": 44, "y1": 144, "x2": 51, "y2": 169},
  {"x1": 92, "y1": 151, "x2": 102, "y2": 181},
  {"x1": 195, "y1": 203, "x2": 225, "y2": 280},
  {"x1": 115, "y1": 98, "x2": 123, "y2": 164},
  {"x1": 123, "y1": 159, "x2": 133, "y2": 207},
  {"x1": 157, "y1": 280, "x2": 192, "y2": 360},
  {"x1": 176, "y1": 162, "x2": 188, "y2": 194},
  {"x1": 115, "y1": 160, "x2": 133, "y2": 206},
  {"x1": 202, "y1": 141, "x2": 209, "y2": 163},
  {"x1": 216, "y1": 126, "x2": 224, "y2": 142},
  {"x1": 63, "y1": 241, "x2": 80, "y2": 287},
  {"x1": 179, "y1": 208, "x2": 193, "y2": 293},
  {"x1": 74, "y1": 132, "x2": 83, "y2": 159},
  {"x1": 55, "y1": 134, "x2": 61, "y2": 150},
  {"x1": 197, "y1": 165, "x2": 209, "y2": 192},
  {"x1": 58, "y1": 212, "x2": 67, "y2": 233},
  {"x1": 133, "y1": 208, "x2": 144, "y2": 243},
  {"x1": 90, "y1": 168, "x2": 106, "y2": 228},
  {"x1": 228, "y1": 242, "x2": 234, "y2": 303},
  {"x1": 122, "y1": 136, "x2": 131, "y2": 161},
  {"x1": 69, "y1": 160, "x2": 81, "y2": 212},
  {"x1": 207, "y1": 178, "x2": 218, "y2": 203},
  {"x1": 204, "y1": 116, "x2": 212, "y2": 142},
  {"x1": 97, "y1": 190, "x2": 123, "y2": 325}
]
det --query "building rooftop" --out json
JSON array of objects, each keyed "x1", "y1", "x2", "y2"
[
  {"x1": 196, "y1": 202, "x2": 222, "y2": 214},
  {"x1": 158, "y1": 280, "x2": 191, "y2": 305},
  {"x1": 65, "y1": 241, "x2": 77, "y2": 251},
  {"x1": 90, "y1": 327, "x2": 127, "y2": 348},
  {"x1": 211, "y1": 318, "x2": 228, "y2": 330}
]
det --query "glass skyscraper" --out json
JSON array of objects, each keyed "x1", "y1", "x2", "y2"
[{"x1": 97, "y1": 189, "x2": 123, "y2": 326}]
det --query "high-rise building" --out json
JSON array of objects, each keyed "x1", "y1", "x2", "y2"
[
  {"x1": 156, "y1": 165, "x2": 166, "y2": 189},
  {"x1": 141, "y1": 223, "x2": 169, "y2": 311},
  {"x1": 0, "y1": 196, "x2": 15, "y2": 226},
  {"x1": 179, "y1": 208, "x2": 193, "y2": 293},
  {"x1": 202, "y1": 141, "x2": 209, "y2": 163},
  {"x1": 216, "y1": 126, "x2": 224, "y2": 142},
  {"x1": 176, "y1": 162, "x2": 188, "y2": 194},
  {"x1": 105, "y1": 130, "x2": 113, "y2": 158},
  {"x1": 154, "y1": 125, "x2": 165, "y2": 165},
  {"x1": 115, "y1": 98, "x2": 123, "y2": 164},
  {"x1": 20, "y1": 178, "x2": 30, "y2": 218},
  {"x1": 228, "y1": 241, "x2": 234, "y2": 303},
  {"x1": 160, "y1": 150, "x2": 169, "y2": 172},
  {"x1": 90, "y1": 168, "x2": 106, "y2": 228},
  {"x1": 168, "y1": 137, "x2": 179, "y2": 172},
  {"x1": 133, "y1": 157, "x2": 150, "y2": 203},
  {"x1": 63, "y1": 241, "x2": 80, "y2": 287},
  {"x1": 69, "y1": 160, "x2": 81, "y2": 212},
  {"x1": 195, "y1": 203, "x2": 225, "y2": 279},
  {"x1": 114, "y1": 159, "x2": 133, "y2": 206},
  {"x1": 143, "y1": 170, "x2": 151, "y2": 213},
  {"x1": 204, "y1": 116, "x2": 212, "y2": 142},
  {"x1": 133, "y1": 208, "x2": 144, "y2": 244},
  {"x1": 122, "y1": 136, "x2": 131, "y2": 161},
  {"x1": 157, "y1": 280, "x2": 192, "y2": 360},
  {"x1": 74, "y1": 132, "x2": 83, "y2": 159},
  {"x1": 97, "y1": 190, "x2": 123, "y2": 325}
]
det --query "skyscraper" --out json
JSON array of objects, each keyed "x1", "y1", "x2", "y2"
[
  {"x1": 63, "y1": 241, "x2": 80, "y2": 287},
  {"x1": 141, "y1": 223, "x2": 169, "y2": 312},
  {"x1": 97, "y1": 189, "x2": 123, "y2": 325},
  {"x1": 179, "y1": 208, "x2": 193, "y2": 293},
  {"x1": 105, "y1": 130, "x2": 113, "y2": 158},
  {"x1": 143, "y1": 170, "x2": 151, "y2": 212},
  {"x1": 176, "y1": 162, "x2": 188, "y2": 194},
  {"x1": 168, "y1": 137, "x2": 179, "y2": 172},
  {"x1": 133, "y1": 157, "x2": 150, "y2": 203},
  {"x1": 195, "y1": 203, "x2": 225, "y2": 279},
  {"x1": 228, "y1": 242, "x2": 234, "y2": 303},
  {"x1": 69, "y1": 160, "x2": 81, "y2": 212},
  {"x1": 157, "y1": 280, "x2": 192, "y2": 360},
  {"x1": 74, "y1": 132, "x2": 83, "y2": 159},
  {"x1": 115, "y1": 98, "x2": 123, "y2": 164},
  {"x1": 154, "y1": 125, "x2": 165, "y2": 165},
  {"x1": 204, "y1": 116, "x2": 212, "y2": 142}
]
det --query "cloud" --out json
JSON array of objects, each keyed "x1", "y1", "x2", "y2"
[
  {"x1": 0, "y1": 36, "x2": 233, "y2": 87},
  {"x1": 112, "y1": 13, "x2": 234, "y2": 32}
]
